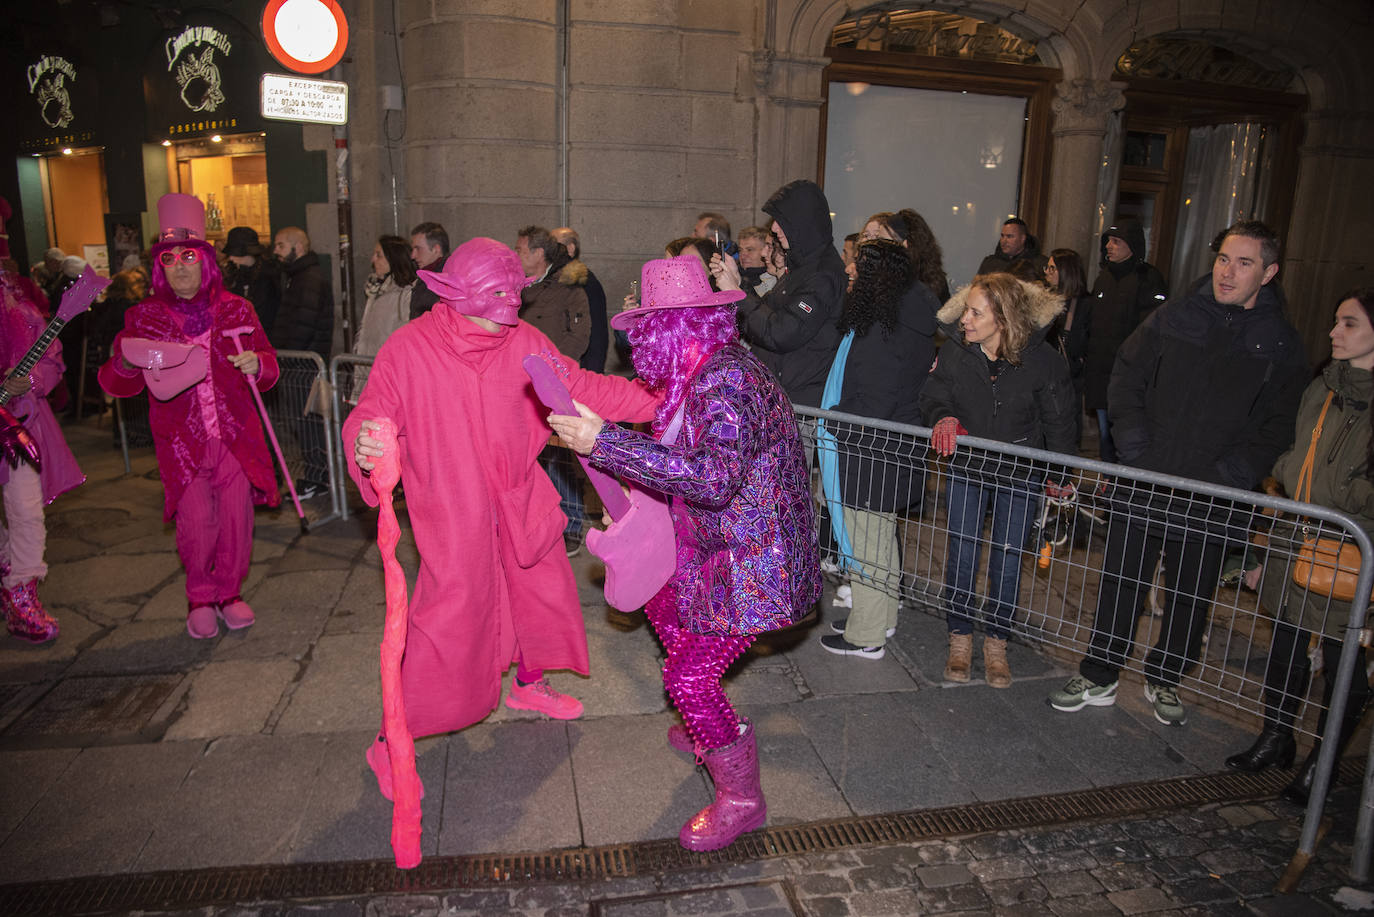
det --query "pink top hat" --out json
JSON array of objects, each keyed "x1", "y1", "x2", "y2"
[
  {"x1": 611, "y1": 256, "x2": 744, "y2": 331},
  {"x1": 155, "y1": 193, "x2": 206, "y2": 244},
  {"x1": 417, "y1": 237, "x2": 531, "y2": 325}
]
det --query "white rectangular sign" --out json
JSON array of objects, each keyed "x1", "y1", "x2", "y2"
[{"x1": 260, "y1": 73, "x2": 348, "y2": 125}]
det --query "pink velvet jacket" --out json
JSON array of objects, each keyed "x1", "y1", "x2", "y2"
[
  {"x1": 0, "y1": 273, "x2": 83, "y2": 503},
  {"x1": 98, "y1": 289, "x2": 281, "y2": 521}
]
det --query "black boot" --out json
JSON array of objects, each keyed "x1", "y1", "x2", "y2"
[
  {"x1": 1226, "y1": 724, "x2": 1297, "y2": 772},
  {"x1": 1227, "y1": 641, "x2": 1308, "y2": 773},
  {"x1": 1282, "y1": 643, "x2": 1369, "y2": 805}
]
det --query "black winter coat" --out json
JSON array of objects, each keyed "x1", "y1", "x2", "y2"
[
  {"x1": 1109, "y1": 277, "x2": 1307, "y2": 492},
  {"x1": 919, "y1": 282, "x2": 1078, "y2": 481},
  {"x1": 224, "y1": 258, "x2": 281, "y2": 337},
  {"x1": 737, "y1": 180, "x2": 847, "y2": 408},
  {"x1": 830, "y1": 280, "x2": 939, "y2": 512},
  {"x1": 270, "y1": 251, "x2": 334, "y2": 359},
  {"x1": 1083, "y1": 220, "x2": 1168, "y2": 411},
  {"x1": 408, "y1": 251, "x2": 447, "y2": 321}
]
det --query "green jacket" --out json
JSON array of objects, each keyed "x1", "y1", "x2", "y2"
[{"x1": 1260, "y1": 361, "x2": 1374, "y2": 637}]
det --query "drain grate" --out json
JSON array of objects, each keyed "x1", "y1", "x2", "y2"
[
  {"x1": 0, "y1": 760, "x2": 1358, "y2": 916},
  {"x1": 2, "y1": 674, "x2": 183, "y2": 740}
]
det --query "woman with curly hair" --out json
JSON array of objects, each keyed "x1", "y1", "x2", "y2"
[
  {"x1": 919, "y1": 273, "x2": 1078, "y2": 686},
  {"x1": 860, "y1": 209, "x2": 950, "y2": 302},
  {"x1": 817, "y1": 238, "x2": 940, "y2": 660}
]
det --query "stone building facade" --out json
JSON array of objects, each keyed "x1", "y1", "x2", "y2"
[{"x1": 336, "y1": 0, "x2": 1373, "y2": 363}]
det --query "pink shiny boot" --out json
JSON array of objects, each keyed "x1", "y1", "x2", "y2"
[
  {"x1": 679, "y1": 719, "x2": 767, "y2": 851},
  {"x1": 4, "y1": 578, "x2": 59, "y2": 644}
]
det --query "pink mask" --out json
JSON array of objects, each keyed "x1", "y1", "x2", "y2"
[{"x1": 417, "y1": 237, "x2": 528, "y2": 325}]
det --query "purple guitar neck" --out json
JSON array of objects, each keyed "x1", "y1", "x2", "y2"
[
  {"x1": 522, "y1": 355, "x2": 631, "y2": 518},
  {"x1": 0, "y1": 266, "x2": 109, "y2": 406}
]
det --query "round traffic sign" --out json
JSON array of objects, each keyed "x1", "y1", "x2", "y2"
[{"x1": 261, "y1": 0, "x2": 349, "y2": 74}]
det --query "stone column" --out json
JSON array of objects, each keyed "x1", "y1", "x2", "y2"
[
  {"x1": 751, "y1": 49, "x2": 830, "y2": 206},
  {"x1": 1045, "y1": 78, "x2": 1125, "y2": 261}
]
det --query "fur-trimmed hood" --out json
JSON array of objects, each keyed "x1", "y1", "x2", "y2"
[
  {"x1": 937, "y1": 279, "x2": 1064, "y2": 359},
  {"x1": 556, "y1": 258, "x2": 588, "y2": 288},
  {"x1": 937, "y1": 278, "x2": 1064, "y2": 329}
]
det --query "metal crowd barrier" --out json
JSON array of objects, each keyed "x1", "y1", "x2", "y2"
[
  {"x1": 329, "y1": 353, "x2": 376, "y2": 521},
  {"x1": 796, "y1": 405, "x2": 1374, "y2": 886},
  {"x1": 113, "y1": 350, "x2": 341, "y2": 529}
]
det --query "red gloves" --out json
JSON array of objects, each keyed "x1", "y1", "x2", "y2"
[{"x1": 931, "y1": 417, "x2": 967, "y2": 456}]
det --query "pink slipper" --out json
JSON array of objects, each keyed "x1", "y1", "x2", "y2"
[
  {"x1": 186, "y1": 603, "x2": 219, "y2": 639},
  {"x1": 217, "y1": 596, "x2": 255, "y2": 630}
]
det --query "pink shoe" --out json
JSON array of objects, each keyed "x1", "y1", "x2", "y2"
[
  {"x1": 217, "y1": 596, "x2": 255, "y2": 630},
  {"x1": 186, "y1": 603, "x2": 219, "y2": 639},
  {"x1": 366, "y1": 735, "x2": 425, "y2": 802},
  {"x1": 679, "y1": 719, "x2": 767, "y2": 851},
  {"x1": 505, "y1": 677, "x2": 584, "y2": 720},
  {"x1": 4, "y1": 579, "x2": 59, "y2": 644}
]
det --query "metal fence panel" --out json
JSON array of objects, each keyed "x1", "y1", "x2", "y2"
[{"x1": 797, "y1": 405, "x2": 1374, "y2": 883}]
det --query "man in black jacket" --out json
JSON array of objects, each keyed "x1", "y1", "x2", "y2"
[
  {"x1": 1082, "y1": 219, "x2": 1168, "y2": 462},
  {"x1": 1050, "y1": 221, "x2": 1307, "y2": 726},
  {"x1": 223, "y1": 226, "x2": 280, "y2": 334},
  {"x1": 407, "y1": 222, "x2": 450, "y2": 320},
  {"x1": 711, "y1": 179, "x2": 846, "y2": 408},
  {"x1": 271, "y1": 226, "x2": 335, "y2": 497},
  {"x1": 976, "y1": 218, "x2": 1048, "y2": 276}
]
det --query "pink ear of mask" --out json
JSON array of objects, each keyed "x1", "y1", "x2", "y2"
[{"x1": 371, "y1": 419, "x2": 401, "y2": 490}]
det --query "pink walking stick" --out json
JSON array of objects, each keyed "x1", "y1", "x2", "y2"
[
  {"x1": 368, "y1": 418, "x2": 423, "y2": 868},
  {"x1": 221, "y1": 326, "x2": 307, "y2": 532}
]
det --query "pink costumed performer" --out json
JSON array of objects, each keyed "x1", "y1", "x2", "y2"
[
  {"x1": 345, "y1": 237, "x2": 658, "y2": 804},
  {"x1": 0, "y1": 228, "x2": 84, "y2": 642},
  {"x1": 98, "y1": 193, "x2": 281, "y2": 639},
  {"x1": 547, "y1": 256, "x2": 821, "y2": 851}
]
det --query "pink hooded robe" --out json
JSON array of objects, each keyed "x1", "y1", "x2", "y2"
[
  {"x1": 343, "y1": 306, "x2": 659, "y2": 738},
  {"x1": 0, "y1": 274, "x2": 83, "y2": 502}
]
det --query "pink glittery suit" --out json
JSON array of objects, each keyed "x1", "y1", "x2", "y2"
[{"x1": 590, "y1": 343, "x2": 821, "y2": 751}]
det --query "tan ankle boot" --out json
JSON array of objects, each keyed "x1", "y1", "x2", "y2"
[
  {"x1": 944, "y1": 632, "x2": 973, "y2": 682},
  {"x1": 983, "y1": 637, "x2": 1012, "y2": 688}
]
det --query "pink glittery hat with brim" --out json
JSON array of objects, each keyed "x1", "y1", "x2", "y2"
[{"x1": 611, "y1": 256, "x2": 745, "y2": 331}]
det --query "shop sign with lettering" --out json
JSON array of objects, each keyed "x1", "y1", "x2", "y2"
[
  {"x1": 145, "y1": 12, "x2": 265, "y2": 141},
  {"x1": 20, "y1": 52, "x2": 99, "y2": 152},
  {"x1": 261, "y1": 73, "x2": 348, "y2": 125}
]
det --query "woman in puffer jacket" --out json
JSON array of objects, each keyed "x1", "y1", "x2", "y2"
[
  {"x1": 1225, "y1": 288, "x2": 1374, "y2": 804},
  {"x1": 918, "y1": 273, "x2": 1078, "y2": 687}
]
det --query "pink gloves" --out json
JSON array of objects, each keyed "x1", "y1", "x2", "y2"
[
  {"x1": 1045, "y1": 480, "x2": 1077, "y2": 502},
  {"x1": 931, "y1": 417, "x2": 967, "y2": 456}
]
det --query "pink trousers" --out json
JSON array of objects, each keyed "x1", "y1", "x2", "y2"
[
  {"x1": 0, "y1": 463, "x2": 47, "y2": 588},
  {"x1": 175, "y1": 438, "x2": 254, "y2": 606}
]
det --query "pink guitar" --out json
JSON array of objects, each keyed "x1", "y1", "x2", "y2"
[
  {"x1": 0, "y1": 266, "x2": 110, "y2": 406},
  {"x1": 523, "y1": 355, "x2": 677, "y2": 611}
]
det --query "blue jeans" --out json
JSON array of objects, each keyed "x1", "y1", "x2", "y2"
[
  {"x1": 1096, "y1": 408, "x2": 1118, "y2": 464},
  {"x1": 540, "y1": 446, "x2": 585, "y2": 536},
  {"x1": 943, "y1": 473, "x2": 1038, "y2": 640}
]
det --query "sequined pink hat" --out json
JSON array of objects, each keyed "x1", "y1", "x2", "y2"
[
  {"x1": 417, "y1": 237, "x2": 530, "y2": 325},
  {"x1": 155, "y1": 193, "x2": 206, "y2": 244},
  {"x1": 611, "y1": 256, "x2": 745, "y2": 331}
]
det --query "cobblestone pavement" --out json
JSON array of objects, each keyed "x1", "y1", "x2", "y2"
[{"x1": 119, "y1": 790, "x2": 1373, "y2": 916}]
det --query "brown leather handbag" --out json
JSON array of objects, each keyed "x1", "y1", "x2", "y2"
[{"x1": 1291, "y1": 391, "x2": 1368, "y2": 602}]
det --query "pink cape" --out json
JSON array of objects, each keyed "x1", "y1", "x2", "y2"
[{"x1": 343, "y1": 308, "x2": 659, "y2": 738}]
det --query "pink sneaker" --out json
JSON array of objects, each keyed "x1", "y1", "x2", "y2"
[
  {"x1": 217, "y1": 596, "x2": 255, "y2": 630},
  {"x1": 4, "y1": 579, "x2": 59, "y2": 644},
  {"x1": 505, "y1": 677, "x2": 584, "y2": 720},
  {"x1": 365, "y1": 735, "x2": 425, "y2": 802},
  {"x1": 186, "y1": 603, "x2": 219, "y2": 639}
]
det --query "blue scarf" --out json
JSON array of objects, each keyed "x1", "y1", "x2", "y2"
[{"x1": 817, "y1": 330, "x2": 855, "y2": 570}]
